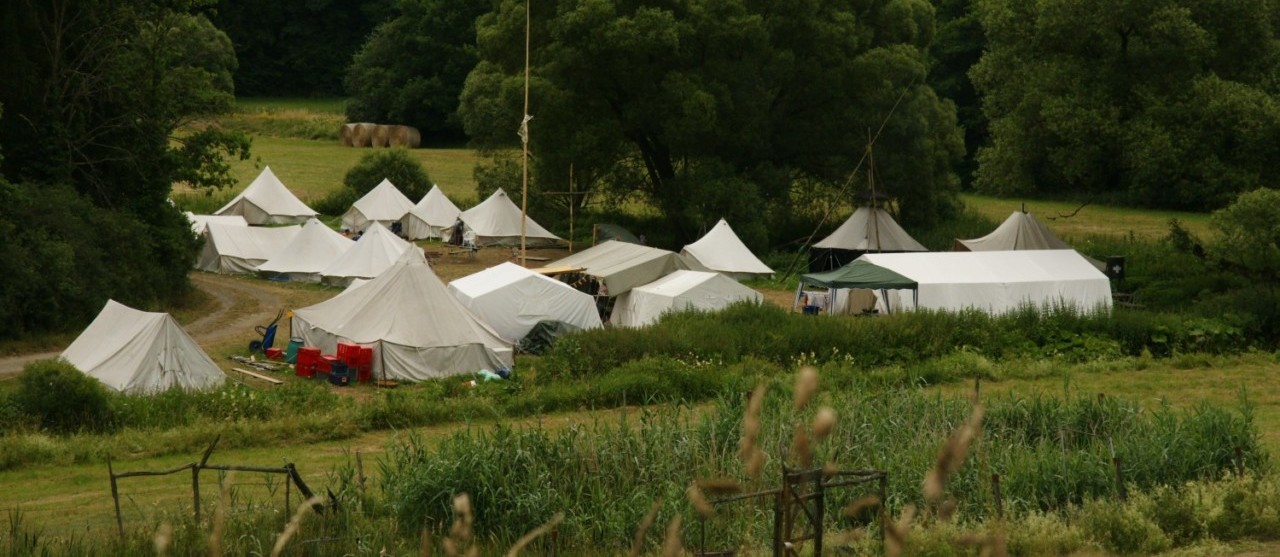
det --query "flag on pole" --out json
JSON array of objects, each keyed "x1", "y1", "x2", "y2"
[{"x1": 518, "y1": 114, "x2": 533, "y2": 145}]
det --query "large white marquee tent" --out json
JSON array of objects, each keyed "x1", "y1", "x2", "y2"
[
  {"x1": 214, "y1": 166, "x2": 317, "y2": 225},
  {"x1": 402, "y1": 185, "x2": 461, "y2": 240},
  {"x1": 458, "y1": 188, "x2": 561, "y2": 247},
  {"x1": 196, "y1": 223, "x2": 300, "y2": 274},
  {"x1": 448, "y1": 262, "x2": 602, "y2": 342},
  {"x1": 61, "y1": 300, "x2": 225, "y2": 393},
  {"x1": 680, "y1": 218, "x2": 774, "y2": 280},
  {"x1": 256, "y1": 218, "x2": 354, "y2": 283},
  {"x1": 855, "y1": 250, "x2": 1112, "y2": 315},
  {"x1": 293, "y1": 250, "x2": 513, "y2": 381},
  {"x1": 341, "y1": 179, "x2": 415, "y2": 232},
  {"x1": 612, "y1": 270, "x2": 763, "y2": 328}
]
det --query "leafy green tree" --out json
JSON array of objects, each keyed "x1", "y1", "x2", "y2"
[
  {"x1": 212, "y1": 0, "x2": 393, "y2": 96},
  {"x1": 344, "y1": 148, "x2": 434, "y2": 200},
  {"x1": 930, "y1": 0, "x2": 987, "y2": 189},
  {"x1": 459, "y1": 0, "x2": 964, "y2": 244},
  {"x1": 345, "y1": 0, "x2": 493, "y2": 142},
  {"x1": 1209, "y1": 188, "x2": 1280, "y2": 282},
  {"x1": 0, "y1": 1, "x2": 248, "y2": 336},
  {"x1": 971, "y1": 0, "x2": 1280, "y2": 210}
]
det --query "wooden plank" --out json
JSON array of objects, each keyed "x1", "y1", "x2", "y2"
[{"x1": 232, "y1": 367, "x2": 283, "y2": 385}]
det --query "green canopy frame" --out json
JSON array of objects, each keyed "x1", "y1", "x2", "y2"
[{"x1": 795, "y1": 260, "x2": 919, "y2": 314}]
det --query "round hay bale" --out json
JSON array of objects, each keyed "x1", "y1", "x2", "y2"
[
  {"x1": 350, "y1": 123, "x2": 376, "y2": 147},
  {"x1": 371, "y1": 124, "x2": 392, "y2": 148},
  {"x1": 339, "y1": 123, "x2": 358, "y2": 147},
  {"x1": 389, "y1": 125, "x2": 422, "y2": 148}
]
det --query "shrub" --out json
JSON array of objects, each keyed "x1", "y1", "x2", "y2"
[
  {"x1": 311, "y1": 185, "x2": 361, "y2": 216},
  {"x1": 15, "y1": 359, "x2": 114, "y2": 433},
  {"x1": 1207, "y1": 476, "x2": 1280, "y2": 541},
  {"x1": 343, "y1": 148, "x2": 432, "y2": 200},
  {"x1": 1077, "y1": 498, "x2": 1172, "y2": 555}
]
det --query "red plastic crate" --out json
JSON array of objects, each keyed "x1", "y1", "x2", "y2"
[
  {"x1": 336, "y1": 342, "x2": 359, "y2": 365},
  {"x1": 296, "y1": 347, "x2": 321, "y2": 377},
  {"x1": 319, "y1": 355, "x2": 339, "y2": 374},
  {"x1": 265, "y1": 347, "x2": 283, "y2": 360}
]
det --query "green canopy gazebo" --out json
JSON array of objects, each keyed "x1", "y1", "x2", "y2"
[{"x1": 795, "y1": 259, "x2": 918, "y2": 314}]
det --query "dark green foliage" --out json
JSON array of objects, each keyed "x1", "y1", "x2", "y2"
[
  {"x1": 971, "y1": 0, "x2": 1280, "y2": 210},
  {"x1": 212, "y1": 0, "x2": 394, "y2": 97},
  {"x1": 382, "y1": 386, "x2": 1262, "y2": 551},
  {"x1": 343, "y1": 148, "x2": 433, "y2": 200},
  {"x1": 15, "y1": 360, "x2": 114, "y2": 434},
  {"x1": 539, "y1": 303, "x2": 1252, "y2": 381},
  {"x1": 460, "y1": 0, "x2": 964, "y2": 245},
  {"x1": 0, "y1": 1, "x2": 248, "y2": 337},
  {"x1": 311, "y1": 185, "x2": 363, "y2": 217},
  {"x1": 930, "y1": 0, "x2": 988, "y2": 189},
  {"x1": 0, "y1": 181, "x2": 200, "y2": 336},
  {"x1": 345, "y1": 0, "x2": 491, "y2": 142}
]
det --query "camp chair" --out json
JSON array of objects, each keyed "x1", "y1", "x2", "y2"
[{"x1": 249, "y1": 309, "x2": 284, "y2": 353}]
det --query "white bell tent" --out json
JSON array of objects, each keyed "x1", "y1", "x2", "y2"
[
  {"x1": 319, "y1": 222, "x2": 413, "y2": 286},
  {"x1": 214, "y1": 166, "x2": 317, "y2": 225},
  {"x1": 184, "y1": 212, "x2": 247, "y2": 235},
  {"x1": 195, "y1": 223, "x2": 300, "y2": 274},
  {"x1": 402, "y1": 185, "x2": 462, "y2": 240},
  {"x1": 256, "y1": 218, "x2": 355, "y2": 283},
  {"x1": 341, "y1": 179, "x2": 415, "y2": 232},
  {"x1": 458, "y1": 188, "x2": 562, "y2": 247},
  {"x1": 680, "y1": 219, "x2": 774, "y2": 280}
]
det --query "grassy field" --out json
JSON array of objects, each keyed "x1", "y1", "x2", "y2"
[{"x1": 960, "y1": 193, "x2": 1213, "y2": 240}]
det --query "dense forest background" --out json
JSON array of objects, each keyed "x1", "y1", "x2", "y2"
[{"x1": 1, "y1": 0, "x2": 1278, "y2": 337}]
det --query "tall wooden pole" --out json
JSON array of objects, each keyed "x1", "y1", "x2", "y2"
[
  {"x1": 568, "y1": 164, "x2": 574, "y2": 253},
  {"x1": 520, "y1": 0, "x2": 531, "y2": 266}
]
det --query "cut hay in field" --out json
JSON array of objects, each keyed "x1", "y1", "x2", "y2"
[
  {"x1": 350, "y1": 123, "x2": 376, "y2": 147},
  {"x1": 371, "y1": 124, "x2": 391, "y2": 148},
  {"x1": 339, "y1": 123, "x2": 357, "y2": 146},
  {"x1": 388, "y1": 125, "x2": 421, "y2": 148}
]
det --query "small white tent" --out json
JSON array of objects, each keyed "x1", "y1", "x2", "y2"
[
  {"x1": 448, "y1": 262, "x2": 603, "y2": 342},
  {"x1": 858, "y1": 250, "x2": 1112, "y2": 315},
  {"x1": 320, "y1": 221, "x2": 412, "y2": 286},
  {"x1": 214, "y1": 166, "x2": 318, "y2": 225},
  {"x1": 184, "y1": 212, "x2": 247, "y2": 235},
  {"x1": 612, "y1": 271, "x2": 763, "y2": 328},
  {"x1": 293, "y1": 250, "x2": 513, "y2": 381},
  {"x1": 548, "y1": 240, "x2": 688, "y2": 296},
  {"x1": 341, "y1": 179, "x2": 415, "y2": 232},
  {"x1": 61, "y1": 300, "x2": 225, "y2": 393},
  {"x1": 458, "y1": 188, "x2": 562, "y2": 247},
  {"x1": 257, "y1": 218, "x2": 355, "y2": 283},
  {"x1": 402, "y1": 185, "x2": 461, "y2": 240},
  {"x1": 680, "y1": 219, "x2": 774, "y2": 280},
  {"x1": 196, "y1": 223, "x2": 300, "y2": 274}
]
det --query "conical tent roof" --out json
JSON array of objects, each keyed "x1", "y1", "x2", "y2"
[
  {"x1": 257, "y1": 218, "x2": 354, "y2": 282},
  {"x1": 459, "y1": 188, "x2": 562, "y2": 247},
  {"x1": 215, "y1": 166, "x2": 317, "y2": 225},
  {"x1": 196, "y1": 223, "x2": 300, "y2": 274},
  {"x1": 680, "y1": 219, "x2": 774, "y2": 280},
  {"x1": 955, "y1": 210, "x2": 1072, "y2": 252},
  {"x1": 342, "y1": 179, "x2": 415, "y2": 232},
  {"x1": 549, "y1": 240, "x2": 688, "y2": 296},
  {"x1": 448, "y1": 262, "x2": 603, "y2": 342},
  {"x1": 813, "y1": 206, "x2": 926, "y2": 252},
  {"x1": 320, "y1": 221, "x2": 412, "y2": 285},
  {"x1": 61, "y1": 300, "x2": 225, "y2": 393},
  {"x1": 403, "y1": 185, "x2": 462, "y2": 240},
  {"x1": 612, "y1": 270, "x2": 763, "y2": 328},
  {"x1": 293, "y1": 249, "x2": 512, "y2": 381}
]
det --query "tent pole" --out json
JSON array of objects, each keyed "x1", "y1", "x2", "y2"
[{"x1": 519, "y1": 0, "x2": 532, "y2": 267}]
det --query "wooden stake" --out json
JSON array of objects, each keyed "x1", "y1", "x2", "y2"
[{"x1": 109, "y1": 456, "x2": 124, "y2": 538}]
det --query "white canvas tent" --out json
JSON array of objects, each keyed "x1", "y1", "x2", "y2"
[
  {"x1": 955, "y1": 210, "x2": 1107, "y2": 272},
  {"x1": 548, "y1": 240, "x2": 689, "y2": 296},
  {"x1": 402, "y1": 185, "x2": 461, "y2": 240},
  {"x1": 341, "y1": 179, "x2": 415, "y2": 232},
  {"x1": 320, "y1": 221, "x2": 412, "y2": 286},
  {"x1": 256, "y1": 218, "x2": 354, "y2": 283},
  {"x1": 680, "y1": 218, "x2": 774, "y2": 280},
  {"x1": 196, "y1": 223, "x2": 300, "y2": 274},
  {"x1": 458, "y1": 188, "x2": 562, "y2": 247},
  {"x1": 814, "y1": 206, "x2": 927, "y2": 252},
  {"x1": 61, "y1": 300, "x2": 225, "y2": 393},
  {"x1": 184, "y1": 212, "x2": 247, "y2": 235},
  {"x1": 612, "y1": 270, "x2": 763, "y2": 328},
  {"x1": 293, "y1": 250, "x2": 513, "y2": 381},
  {"x1": 448, "y1": 262, "x2": 602, "y2": 342},
  {"x1": 856, "y1": 250, "x2": 1112, "y2": 315},
  {"x1": 214, "y1": 166, "x2": 318, "y2": 225}
]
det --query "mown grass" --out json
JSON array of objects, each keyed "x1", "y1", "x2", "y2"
[{"x1": 960, "y1": 192, "x2": 1212, "y2": 241}]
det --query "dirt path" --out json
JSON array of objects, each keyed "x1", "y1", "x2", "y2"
[{"x1": 0, "y1": 273, "x2": 292, "y2": 380}]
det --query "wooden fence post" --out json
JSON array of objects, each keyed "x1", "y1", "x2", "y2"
[
  {"x1": 108, "y1": 456, "x2": 124, "y2": 538},
  {"x1": 991, "y1": 473, "x2": 1003, "y2": 520}
]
